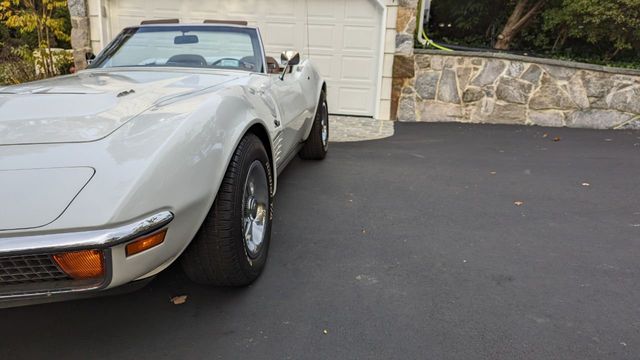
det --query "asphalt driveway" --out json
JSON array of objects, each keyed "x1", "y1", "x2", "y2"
[{"x1": 1, "y1": 123, "x2": 639, "y2": 359}]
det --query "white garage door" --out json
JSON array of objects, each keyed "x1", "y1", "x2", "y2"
[{"x1": 107, "y1": 0, "x2": 383, "y2": 116}]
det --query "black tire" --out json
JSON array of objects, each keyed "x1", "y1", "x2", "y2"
[
  {"x1": 299, "y1": 91, "x2": 329, "y2": 160},
  {"x1": 181, "y1": 133, "x2": 273, "y2": 286}
]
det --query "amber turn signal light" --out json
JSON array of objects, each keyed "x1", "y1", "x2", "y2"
[
  {"x1": 53, "y1": 250, "x2": 105, "y2": 279},
  {"x1": 126, "y1": 230, "x2": 167, "y2": 257}
]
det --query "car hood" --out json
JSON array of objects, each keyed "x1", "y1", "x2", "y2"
[
  {"x1": 0, "y1": 69, "x2": 239, "y2": 145},
  {"x1": 0, "y1": 167, "x2": 95, "y2": 231}
]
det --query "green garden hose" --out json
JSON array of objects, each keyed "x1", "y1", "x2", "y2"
[
  {"x1": 417, "y1": 0, "x2": 454, "y2": 51},
  {"x1": 421, "y1": 28, "x2": 454, "y2": 52}
]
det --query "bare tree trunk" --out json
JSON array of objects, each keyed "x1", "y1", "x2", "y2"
[
  {"x1": 495, "y1": 0, "x2": 546, "y2": 50},
  {"x1": 604, "y1": 47, "x2": 622, "y2": 61},
  {"x1": 552, "y1": 28, "x2": 568, "y2": 52},
  {"x1": 43, "y1": 5, "x2": 54, "y2": 77},
  {"x1": 45, "y1": 21, "x2": 55, "y2": 75}
]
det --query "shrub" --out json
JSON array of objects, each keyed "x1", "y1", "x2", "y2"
[
  {"x1": 425, "y1": 0, "x2": 640, "y2": 69},
  {"x1": 0, "y1": 0, "x2": 71, "y2": 80},
  {"x1": 0, "y1": 58, "x2": 41, "y2": 85}
]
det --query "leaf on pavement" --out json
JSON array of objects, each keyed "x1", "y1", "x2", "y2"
[
  {"x1": 553, "y1": 137, "x2": 561, "y2": 142},
  {"x1": 514, "y1": 201, "x2": 524, "y2": 207},
  {"x1": 170, "y1": 295, "x2": 188, "y2": 305}
]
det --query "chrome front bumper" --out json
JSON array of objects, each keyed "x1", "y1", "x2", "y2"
[{"x1": 0, "y1": 211, "x2": 173, "y2": 304}]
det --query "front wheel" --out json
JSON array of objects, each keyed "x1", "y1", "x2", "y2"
[
  {"x1": 181, "y1": 133, "x2": 273, "y2": 286},
  {"x1": 299, "y1": 91, "x2": 329, "y2": 160}
]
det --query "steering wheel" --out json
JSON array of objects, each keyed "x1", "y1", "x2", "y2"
[{"x1": 212, "y1": 58, "x2": 251, "y2": 69}]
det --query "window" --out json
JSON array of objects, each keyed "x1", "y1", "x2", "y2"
[{"x1": 91, "y1": 26, "x2": 264, "y2": 72}]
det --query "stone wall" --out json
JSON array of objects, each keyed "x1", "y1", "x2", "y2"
[
  {"x1": 390, "y1": 0, "x2": 419, "y2": 119},
  {"x1": 395, "y1": 0, "x2": 418, "y2": 55},
  {"x1": 67, "y1": 0, "x2": 91, "y2": 70},
  {"x1": 393, "y1": 50, "x2": 640, "y2": 130}
]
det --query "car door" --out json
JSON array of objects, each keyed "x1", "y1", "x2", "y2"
[{"x1": 267, "y1": 69, "x2": 308, "y2": 160}]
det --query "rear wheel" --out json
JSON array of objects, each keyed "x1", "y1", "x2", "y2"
[
  {"x1": 181, "y1": 133, "x2": 273, "y2": 286},
  {"x1": 299, "y1": 91, "x2": 329, "y2": 160}
]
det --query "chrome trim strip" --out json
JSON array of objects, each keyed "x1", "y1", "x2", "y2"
[
  {"x1": 255, "y1": 27, "x2": 268, "y2": 75},
  {"x1": 0, "y1": 211, "x2": 174, "y2": 256}
]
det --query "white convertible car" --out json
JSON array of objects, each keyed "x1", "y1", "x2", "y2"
[{"x1": 0, "y1": 22, "x2": 328, "y2": 307}]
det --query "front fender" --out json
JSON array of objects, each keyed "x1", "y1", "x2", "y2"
[
  {"x1": 0, "y1": 77, "x2": 280, "y2": 287},
  {"x1": 296, "y1": 60, "x2": 325, "y2": 141}
]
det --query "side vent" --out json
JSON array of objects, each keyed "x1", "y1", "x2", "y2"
[{"x1": 273, "y1": 131, "x2": 284, "y2": 166}]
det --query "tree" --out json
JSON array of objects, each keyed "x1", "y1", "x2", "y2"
[
  {"x1": 427, "y1": 0, "x2": 507, "y2": 48},
  {"x1": 543, "y1": 0, "x2": 640, "y2": 60},
  {"x1": 426, "y1": 0, "x2": 640, "y2": 67},
  {"x1": 494, "y1": 0, "x2": 547, "y2": 50},
  {"x1": 0, "y1": 0, "x2": 70, "y2": 77}
]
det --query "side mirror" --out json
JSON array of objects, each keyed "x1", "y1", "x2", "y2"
[
  {"x1": 279, "y1": 51, "x2": 300, "y2": 80},
  {"x1": 86, "y1": 52, "x2": 96, "y2": 65},
  {"x1": 281, "y1": 51, "x2": 300, "y2": 66}
]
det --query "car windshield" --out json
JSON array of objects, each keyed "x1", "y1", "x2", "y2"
[{"x1": 90, "y1": 26, "x2": 264, "y2": 72}]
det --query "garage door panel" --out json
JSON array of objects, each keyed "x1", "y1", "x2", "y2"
[
  {"x1": 263, "y1": 0, "x2": 297, "y2": 17},
  {"x1": 115, "y1": 0, "x2": 144, "y2": 12},
  {"x1": 263, "y1": 23, "x2": 297, "y2": 48},
  {"x1": 343, "y1": 25, "x2": 378, "y2": 53},
  {"x1": 345, "y1": 1, "x2": 379, "y2": 23},
  {"x1": 308, "y1": 24, "x2": 337, "y2": 51},
  {"x1": 224, "y1": 1, "x2": 259, "y2": 16},
  {"x1": 114, "y1": 15, "x2": 143, "y2": 30},
  {"x1": 139, "y1": 11, "x2": 181, "y2": 20},
  {"x1": 186, "y1": 0, "x2": 222, "y2": 14},
  {"x1": 107, "y1": 0, "x2": 381, "y2": 116},
  {"x1": 337, "y1": 87, "x2": 372, "y2": 115},
  {"x1": 306, "y1": 54, "x2": 333, "y2": 80},
  {"x1": 326, "y1": 87, "x2": 339, "y2": 116},
  {"x1": 307, "y1": 0, "x2": 340, "y2": 20},
  {"x1": 149, "y1": 0, "x2": 181, "y2": 12},
  {"x1": 341, "y1": 56, "x2": 375, "y2": 82}
]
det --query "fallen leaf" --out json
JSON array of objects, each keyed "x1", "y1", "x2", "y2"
[
  {"x1": 514, "y1": 201, "x2": 524, "y2": 207},
  {"x1": 553, "y1": 137, "x2": 561, "y2": 142},
  {"x1": 170, "y1": 295, "x2": 188, "y2": 305},
  {"x1": 542, "y1": 133, "x2": 549, "y2": 138},
  {"x1": 322, "y1": 329, "x2": 329, "y2": 335}
]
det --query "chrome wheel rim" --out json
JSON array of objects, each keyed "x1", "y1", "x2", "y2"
[
  {"x1": 320, "y1": 101, "x2": 329, "y2": 149},
  {"x1": 242, "y1": 160, "x2": 269, "y2": 259}
]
